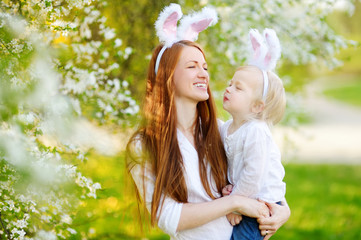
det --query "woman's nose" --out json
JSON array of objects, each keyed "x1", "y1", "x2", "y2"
[{"x1": 198, "y1": 67, "x2": 208, "y2": 78}]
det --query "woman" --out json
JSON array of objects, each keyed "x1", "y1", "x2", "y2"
[{"x1": 126, "y1": 40, "x2": 290, "y2": 239}]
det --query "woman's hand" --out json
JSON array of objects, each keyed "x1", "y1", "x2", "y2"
[
  {"x1": 258, "y1": 201, "x2": 291, "y2": 239},
  {"x1": 232, "y1": 195, "x2": 269, "y2": 219},
  {"x1": 226, "y1": 212, "x2": 242, "y2": 226}
]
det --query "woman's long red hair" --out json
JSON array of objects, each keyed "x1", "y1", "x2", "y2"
[{"x1": 127, "y1": 40, "x2": 228, "y2": 226}]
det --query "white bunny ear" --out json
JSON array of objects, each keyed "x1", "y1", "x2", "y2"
[
  {"x1": 248, "y1": 29, "x2": 268, "y2": 70},
  {"x1": 247, "y1": 28, "x2": 282, "y2": 100},
  {"x1": 177, "y1": 6, "x2": 218, "y2": 42},
  {"x1": 263, "y1": 28, "x2": 281, "y2": 70},
  {"x1": 155, "y1": 3, "x2": 183, "y2": 47}
]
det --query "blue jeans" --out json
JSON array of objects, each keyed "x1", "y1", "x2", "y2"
[
  {"x1": 230, "y1": 201, "x2": 282, "y2": 240},
  {"x1": 231, "y1": 216, "x2": 263, "y2": 240}
]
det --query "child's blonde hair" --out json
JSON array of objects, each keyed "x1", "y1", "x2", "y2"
[
  {"x1": 258, "y1": 70, "x2": 286, "y2": 125},
  {"x1": 233, "y1": 66, "x2": 286, "y2": 125}
]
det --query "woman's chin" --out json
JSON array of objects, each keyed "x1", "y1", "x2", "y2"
[{"x1": 198, "y1": 93, "x2": 209, "y2": 102}]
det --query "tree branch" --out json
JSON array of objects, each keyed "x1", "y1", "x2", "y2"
[
  {"x1": 0, "y1": 212, "x2": 12, "y2": 240},
  {"x1": 0, "y1": 38, "x2": 17, "y2": 58}
]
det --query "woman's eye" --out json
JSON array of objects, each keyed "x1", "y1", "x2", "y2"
[
  {"x1": 187, "y1": 66, "x2": 195, "y2": 68},
  {"x1": 203, "y1": 67, "x2": 208, "y2": 71}
]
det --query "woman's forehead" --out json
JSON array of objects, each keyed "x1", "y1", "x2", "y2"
[{"x1": 179, "y1": 46, "x2": 206, "y2": 63}]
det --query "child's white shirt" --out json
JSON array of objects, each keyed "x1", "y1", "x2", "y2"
[
  {"x1": 130, "y1": 127, "x2": 233, "y2": 240},
  {"x1": 220, "y1": 119, "x2": 286, "y2": 202}
]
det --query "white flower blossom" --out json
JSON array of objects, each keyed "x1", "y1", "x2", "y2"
[
  {"x1": 114, "y1": 38, "x2": 122, "y2": 47},
  {"x1": 103, "y1": 28, "x2": 116, "y2": 40},
  {"x1": 61, "y1": 214, "x2": 72, "y2": 224}
]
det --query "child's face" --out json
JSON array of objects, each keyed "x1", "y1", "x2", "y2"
[{"x1": 223, "y1": 68, "x2": 263, "y2": 119}]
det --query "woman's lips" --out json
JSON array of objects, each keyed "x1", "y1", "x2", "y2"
[{"x1": 193, "y1": 82, "x2": 207, "y2": 90}]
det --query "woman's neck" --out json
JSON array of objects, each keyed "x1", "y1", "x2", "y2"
[{"x1": 175, "y1": 99, "x2": 197, "y2": 145}]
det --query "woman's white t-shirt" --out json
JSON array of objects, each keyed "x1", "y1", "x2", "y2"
[{"x1": 130, "y1": 128, "x2": 233, "y2": 240}]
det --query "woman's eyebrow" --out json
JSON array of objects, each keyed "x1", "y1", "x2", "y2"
[{"x1": 185, "y1": 60, "x2": 207, "y2": 65}]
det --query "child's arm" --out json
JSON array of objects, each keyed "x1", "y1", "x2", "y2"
[
  {"x1": 223, "y1": 184, "x2": 243, "y2": 226},
  {"x1": 226, "y1": 212, "x2": 243, "y2": 226}
]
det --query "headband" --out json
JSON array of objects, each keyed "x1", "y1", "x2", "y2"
[
  {"x1": 248, "y1": 28, "x2": 281, "y2": 101},
  {"x1": 154, "y1": 3, "x2": 218, "y2": 74}
]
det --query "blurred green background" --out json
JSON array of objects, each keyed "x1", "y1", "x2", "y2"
[{"x1": 65, "y1": 1, "x2": 361, "y2": 239}]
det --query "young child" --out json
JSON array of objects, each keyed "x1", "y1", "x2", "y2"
[{"x1": 220, "y1": 28, "x2": 286, "y2": 240}]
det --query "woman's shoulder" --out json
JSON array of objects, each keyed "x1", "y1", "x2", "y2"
[
  {"x1": 218, "y1": 118, "x2": 232, "y2": 131},
  {"x1": 126, "y1": 132, "x2": 146, "y2": 163},
  {"x1": 217, "y1": 118, "x2": 225, "y2": 127},
  {"x1": 218, "y1": 118, "x2": 233, "y2": 127}
]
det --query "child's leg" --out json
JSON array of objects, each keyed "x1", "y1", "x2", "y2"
[{"x1": 231, "y1": 216, "x2": 263, "y2": 240}]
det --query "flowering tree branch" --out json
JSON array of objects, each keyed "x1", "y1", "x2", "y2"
[{"x1": 0, "y1": 212, "x2": 12, "y2": 240}]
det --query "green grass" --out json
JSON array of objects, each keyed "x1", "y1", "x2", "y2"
[
  {"x1": 323, "y1": 76, "x2": 361, "y2": 107},
  {"x1": 276, "y1": 164, "x2": 361, "y2": 240},
  {"x1": 72, "y1": 153, "x2": 361, "y2": 240},
  {"x1": 69, "y1": 153, "x2": 168, "y2": 240}
]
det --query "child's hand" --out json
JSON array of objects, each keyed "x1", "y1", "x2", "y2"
[
  {"x1": 226, "y1": 212, "x2": 242, "y2": 226},
  {"x1": 222, "y1": 184, "x2": 233, "y2": 196}
]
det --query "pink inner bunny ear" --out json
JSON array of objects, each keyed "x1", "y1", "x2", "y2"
[
  {"x1": 250, "y1": 34, "x2": 261, "y2": 58},
  {"x1": 248, "y1": 29, "x2": 269, "y2": 70},
  {"x1": 163, "y1": 12, "x2": 180, "y2": 40},
  {"x1": 262, "y1": 28, "x2": 281, "y2": 70},
  {"x1": 249, "y1": 30, "x2": 264, "y2": 60},
  {"x1": 155, "y1": 3, "x2": 182, "y2": 46},
  {"x1": 263, "y1": 32, "x2": 272, "y2": 66},
  {"x1": 191, "y1": 18, "x2": 213, "y2": 33},
  {"x1": 183, "y1": 18, "x2": 212, "y2": 41},
  {"x1": 264, "y1": 51, "x2": 272, "y2": 65},
  {"x1": 177, "y1": 7, "x2": 218, "y2": 42}
]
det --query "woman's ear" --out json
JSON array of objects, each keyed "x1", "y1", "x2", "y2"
[{"x1": 251, "y1": 100, "x2": 265, "y2": 114}]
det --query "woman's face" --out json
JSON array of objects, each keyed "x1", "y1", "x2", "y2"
[{"x1": 172, "y1": 46, "x2": 209, "y2": 105}]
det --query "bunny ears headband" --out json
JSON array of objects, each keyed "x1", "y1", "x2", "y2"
[
  {"x1": 248, "y1": 28, "x2": 281, "y2": 101},
  {"x1": 154, "y1": 3, "x2": 218, "y2": 74}
]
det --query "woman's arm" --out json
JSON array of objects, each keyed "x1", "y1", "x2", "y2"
[
  {"x1": 132, "y1": 163, "x2": 268, "y2": 234},
  {"x1": 258, "y1": 199, "x2": 291, "y2": 239},
  {"x1": 177, "y1": 194, "x2": 269, "y2": 231}
]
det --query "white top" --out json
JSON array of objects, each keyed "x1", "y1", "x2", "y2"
[
  {"x1": 220, "y1": 119, "x2": 286, "y2": 203},
  {"x1": 130, "y1": 128, "x2": 233, "y2": 240}
]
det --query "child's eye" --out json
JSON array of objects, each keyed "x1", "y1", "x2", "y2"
[
  {"x1": 187, "y1": 65, "x2": 195, "y2": 68},
  {"x1": 203, "y1": 67, "x2": 208, "y2": 71}
]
